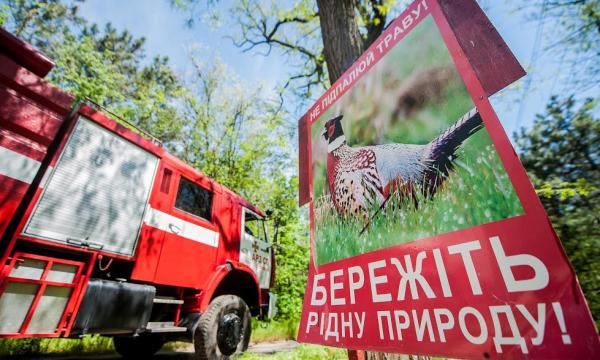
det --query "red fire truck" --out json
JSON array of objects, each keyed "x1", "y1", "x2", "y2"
[{"x1": 0, "y1": 28, "x2": 276, "y2": 359}]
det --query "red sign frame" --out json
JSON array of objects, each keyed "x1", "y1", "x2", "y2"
[{"x1": 297, "y1": 0, "x2": 600, "y2": 358}]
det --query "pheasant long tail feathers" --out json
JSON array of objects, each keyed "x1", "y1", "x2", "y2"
[{"x1": 423, "y1": 108, "x2": 484, "y2": 194}]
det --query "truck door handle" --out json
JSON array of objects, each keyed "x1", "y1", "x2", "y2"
[
  {"x1": 87, "y1": 241, "x2": 104, "y2": 250},
  {"x1": 67, "y1": 238, "x2": 84, "y2": 246},
  {"x1": 66, "y1": 238, "x2": 104, "y2": 250},
  {"x1": 168, "y1": 223, "x2": 181, "y2": 234}
]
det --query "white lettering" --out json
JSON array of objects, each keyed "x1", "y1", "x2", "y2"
[
  {"x1": 490, "y1": 305, "x2": 528, "y2": 354},
  {"x1": 516, "y1": 304, "x2": 545, "y2": 346},
  {"x1": 412, "y1": 3, "x2": 422, "y2": 20},
  {"x1": 365, "y1": 51, "x2": 375, "y2": 66},
  {"x1": 310, "y1": 273, "x2": 327, "y2": 306},
  {"x1": 330, "y1": 269, "x2": 345, "y2": 306},
  {"x1": 393, "y1": 24, "x2": 403, "y2": 40},
  {"x1": 552, "y1": 302, "x2": 572, "y2": 344},
  {"x1": 383, "y1": 33, "x2": 393, "y2": 50},
  {"x1": 402, "y1": 15, "x2": 413, "y2": 29},
  {"x1": 448, "y1": 240, "x2": 483, "y2": 295},
  {"x1": 377, "y1": 311, "x2": 394, "y2": 340},
  {"x1": 306, "y1": 312, "x2": 318, "y2": 333},
  {"x1": 369, "y1": 260, "x2": 392, "y2": 302},
  {"x1": 458, "y1": 307, "x2": 488, "y2": 345},
  {"x1": 358, "y1": 59, "x2": 367, "y2": 73},
  {"x1": 341, "y1": 312, "x2": 353, "y2": 338},
  {"x1": 309, "y1": 105, "x2": 321, "y2": 122},
  {"x1": 355, "y1": 312, "x2": 366, "y2": 339},
  {"x1": 391, "y1": 310, "x2": 409, "y2": 341},
  {"x1": 348, "y1": 266, "x2": 364, "y2": 304},
  {"x1": 433, "y1": 308, "x2": 454, "y2": 342},
  {"x1": 325, "y1": 313, "x2": 340, "y2": 342},
  {"x1": 491, "y1": 236, "x2": 549, "y2": 292},
  {"x1": 391, "y1": 252, "x2": 435, "y2": 300},
  {"x1": 433, "y1": 248, "x2": 452, "y2": 297},
  {"x1": 412, "y1": 309, "x2": 435, "y2": 342}
]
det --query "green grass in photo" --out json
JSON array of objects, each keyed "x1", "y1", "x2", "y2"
[{"x1": 314, "y1": 129, "x2": 524, "y2": 266}]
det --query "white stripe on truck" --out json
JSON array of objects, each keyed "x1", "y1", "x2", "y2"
[
  {"x1": 0, "y1": 146, "x2": 42, "y2": 185},
  {"x1": 0, "y1": 146, "x2": 53, "y2": 188},
  {"x1": 144, "y1": 207, "x2": 219, "y2": 247},
  {"x1": 0, "y1": 146, "x2": 218, "y2": 248}
]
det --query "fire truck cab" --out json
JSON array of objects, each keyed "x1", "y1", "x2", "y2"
[{"x1": 0, "y1": 28, "x2": 276, "y2": 359}]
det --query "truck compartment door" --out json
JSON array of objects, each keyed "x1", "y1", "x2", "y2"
[
  {"x1": 0, "y1": 253, "x2": 84, "y2": 337},
  {"x1": 22, "y1": 117, "x2": 158, "y2": 257}
]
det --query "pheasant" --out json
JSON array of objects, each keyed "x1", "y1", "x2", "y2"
[{"x1": 323, "y1": 108, "x2": 483, "y2": 219}]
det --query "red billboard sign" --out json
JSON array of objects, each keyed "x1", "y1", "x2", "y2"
[{"x1": 296, "y1": 0, "x2": 600, "y2": 358}]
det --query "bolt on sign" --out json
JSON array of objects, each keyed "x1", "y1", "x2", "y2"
[{"x1": 296, "y1": 0, "x2": 600, "y2": 358}]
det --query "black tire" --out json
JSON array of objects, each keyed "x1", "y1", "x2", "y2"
[
  {"x1": 113, "y1": 335, "x2": 163, "y2": 359},
  {"x1": 194, "y1": 295, "x2": 251, "y2": 360}
]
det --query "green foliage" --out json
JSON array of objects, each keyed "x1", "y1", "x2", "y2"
[
  {"x1": 177, "y1": 53, "x2": 287, "y2": 194},
  {"x1": 523, "y1": 0, "x2": 600, "y2": 89},
  {"x1": 1, "y1": 0, "x2": 83, "y2": 44},
  {"x1": 1, "y1": 0, "x2": 308, "y2": 330},
  {"x1": 51, "y1": 34, "x2": 128, "y2": 104},
  {"x1": 0, "y1": 335, "x2": 113, "y2": 357},
  {"x1": 0, "y1": 4, "x2": 8, "y2": 25},
  {"x1": 536, "y1": 178, "x2": 597, "y2": 200},
  {"x1": 1, "y1": 1, "x2": 186, "y2": 145},
  {"x1": 250, "y1": 318, "x2": 299, "y2": 342},
  {"x1": 175, "y1": 52, "x2": 308, "y2": 320},
  {"x1": 515, "y1": 96, "x2": 600, "y2": 327},
  {"x1": 177, "y1": 0, "x2": 410, "y2": 98}
]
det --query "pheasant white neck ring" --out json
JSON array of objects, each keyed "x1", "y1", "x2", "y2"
[{"x1": 328, "y1": 135, "x2": 346, "y2": 153}]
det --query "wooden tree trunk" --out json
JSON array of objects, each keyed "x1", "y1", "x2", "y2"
[
  {"x1": 318, "y1": 2, "x2": 430, "y2": 359},
  {"x1": 316, "y1": 0, "x2": 364, "y2": 83}
]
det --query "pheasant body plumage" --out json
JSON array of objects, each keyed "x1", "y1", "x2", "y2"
[{"x1": 323, "y1": 109, "x2": 483, "y2": 218}]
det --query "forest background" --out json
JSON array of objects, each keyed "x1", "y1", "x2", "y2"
[{"x1": 0, "y1": 0, "x2": 597, "y2": 358}]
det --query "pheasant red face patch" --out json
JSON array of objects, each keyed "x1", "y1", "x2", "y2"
[
  {"x1": 325, "y1": 120, "x2": 334, "y2": 140},
  {"x1": 297, "y1": 0, "x2": 600, "y2": 358}
]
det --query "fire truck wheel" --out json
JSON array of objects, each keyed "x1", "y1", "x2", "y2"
[
  {"x1": 113, "y1": 335, "x2": 164, "y2": 358},
  {"x1": 194, "y1": 295, "x2": 251, "y2": 359}
]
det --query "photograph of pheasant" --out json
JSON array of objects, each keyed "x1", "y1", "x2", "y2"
[
  {"x1": 324, "y1": 108, "x2": 483, "y2": 220},
  {"x1": 311, "y1": 16, "x2": 523, "y2": 266}
]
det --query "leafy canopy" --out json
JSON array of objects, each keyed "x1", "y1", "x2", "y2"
[
  {"x1": 515, "y1": 96, "x2": 600, "y2": 327},
  {"x1": 0, "y1": 0, "x2": 307, "y2": 320},
  {"x1": 175, "y1": 0, "x2": 410, "y2": 99}
]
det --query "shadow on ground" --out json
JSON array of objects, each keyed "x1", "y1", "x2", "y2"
[{"x1": 6, "y1": 341, "x2": 300, "y2": 359}]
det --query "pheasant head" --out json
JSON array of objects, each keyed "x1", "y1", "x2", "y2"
[{"x1": 323, "y1": 115, "x2": 346, "y2": 153}]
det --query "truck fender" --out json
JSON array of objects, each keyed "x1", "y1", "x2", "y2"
[{"x1": 192, "y1": 261, "x2": 261, "y2": 313}]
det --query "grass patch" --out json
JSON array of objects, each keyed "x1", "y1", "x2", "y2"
[
  {"x1": 0, "y1": 320, "x2": 298, "y2": 357},
  {"x1": 0, "y1": 335, "x2": 113, "y2": 357},
  {"x1": 250, "y1": 318, "x2": 298, "y2": 343},
  {"x1": 314, "y1": 129, "x2": 524, "y2": 265}
]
